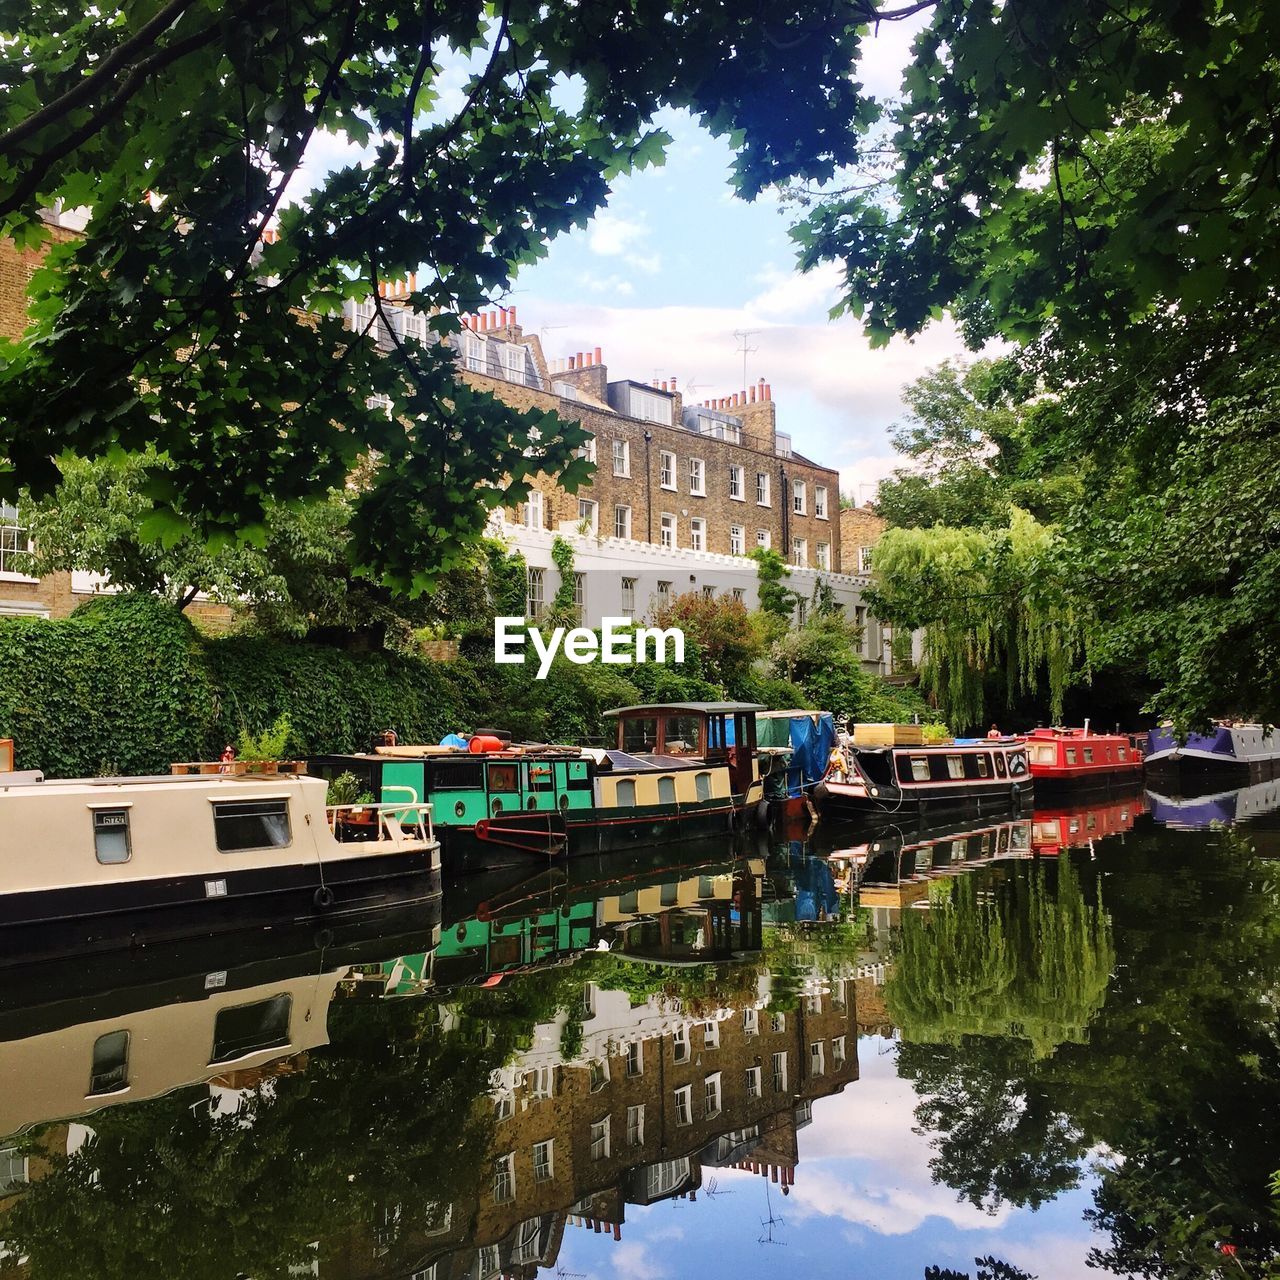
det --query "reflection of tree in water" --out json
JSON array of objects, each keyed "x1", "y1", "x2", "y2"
[
  {"x1": 895, "y1": 833, "x2": 1280, "y2": 1276},
  {"x1": 886, "y1": 859, "x2": 1114, "y2": 1060}
]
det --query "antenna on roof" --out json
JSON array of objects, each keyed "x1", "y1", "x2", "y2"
[{"x1": 734, "y1": 329, "x2": 761, "y2": 395}]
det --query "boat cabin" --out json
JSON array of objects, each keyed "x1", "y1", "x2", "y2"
[{"x1": 604, "y1": 702, "x2": 763, "y2": 795}]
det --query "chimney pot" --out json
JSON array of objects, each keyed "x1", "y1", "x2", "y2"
[
  {"x1": 594, "y1": 346, "x2": 602, "y2": 364},
  {"x1": 577, "y1": 351, "x2": 585, "y2": 368},
  {"x1": 765, "y1": 383, "x2": 772, "y2": 400},
  {"x1": 510, "y1": 305, "x2": 517, "y2": 325},
  {"x1": 568, "y1": 355, "x2": 576, "y2": 370},
  {"x1": 750, "y1": 386, "x2": 757, "y2": 402},
  {"x1": 661, "y1": 380, "x2": 668, "y2": 392}
]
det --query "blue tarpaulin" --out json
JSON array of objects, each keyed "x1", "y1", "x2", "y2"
[{"x1": 758, "y1": 712, "x2": 836, "y2": 799}]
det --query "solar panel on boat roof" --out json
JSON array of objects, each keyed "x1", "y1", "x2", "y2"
[{"x1": 605, "y1": 750, "x2": 658, "y2": 770}]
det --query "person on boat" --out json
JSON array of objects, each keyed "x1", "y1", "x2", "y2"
[{"x1": 987, "y1": 724, "x2": 1002, "y2": 740}]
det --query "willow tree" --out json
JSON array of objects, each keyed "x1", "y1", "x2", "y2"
[
  {"x1": 885, "y1": 859, "x2": 1114, "y2": 1060},
  {"x1": 867, "y1": 508, "x2": 1094, "y2": 729}
]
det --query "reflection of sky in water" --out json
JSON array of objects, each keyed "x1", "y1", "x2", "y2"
[{"x1": 552, "y1": 1038, "x2": 1106, "y2": 1280}]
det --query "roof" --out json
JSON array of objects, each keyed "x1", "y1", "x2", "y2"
[{"x1": 604, "y1": 702, "x2": 766, "y2": 717}]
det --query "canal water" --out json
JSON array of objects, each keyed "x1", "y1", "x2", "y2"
[{"x1": 2, "y1": 782, "x2": 1279, "y2": 1279}]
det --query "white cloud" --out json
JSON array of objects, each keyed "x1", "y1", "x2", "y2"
[{"x1": 611, "y1": 1241, "x2": 665, "y2": 1280}]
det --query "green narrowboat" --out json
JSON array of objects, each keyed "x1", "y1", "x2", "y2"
[{"x1": 309, "y1": 702, "x2": 767, "y2": 874}]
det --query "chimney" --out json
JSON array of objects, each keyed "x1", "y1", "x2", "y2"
[
  {"x1": 670, "y1": 375, "x2": 677, "y2": 391},
  {"x1": 764, "y1": 383, "x2": 772, "y2": 400},
  {"x1": 661, "y1": 380, "x2": 668, "y2": 392},
  {"x1": 577, "y1": 351, "x2": 585, "y2": 368},
  {"x1": 568, "y1": 354, "x2": 576, "y2": 370},
  {"x1": 749, "y1": 385, "x2": 757, "y2": 403},
  {"x1": 594, "y1": 345, "x2": 602, "y2": 364},
  {"x1": 509, "y1": 305, "x2": 518, "y2": 325}
]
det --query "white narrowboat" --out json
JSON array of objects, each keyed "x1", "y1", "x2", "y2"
[{"x1": 0, "y1": 747, "x2": 440, "y2": 960}]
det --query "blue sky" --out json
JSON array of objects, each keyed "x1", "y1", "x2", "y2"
[{"x1": 551, "y1": 1037, "x2": 1111, "y2": 1280}]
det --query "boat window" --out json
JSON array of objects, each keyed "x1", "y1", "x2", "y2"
[
  {"x1": 1118, "y1": 747, "x2": 1127, "y2": 760},
  {"x1": 212, "y1": 799, "x2": 292, "y2": 852},
  {"x1": 526, "y1": 763, "x2": 554, "y2": 791},
  {"x1": 88, "y1": 1030, "x2": 130, "y2": 1096},
  {"x1": 707, "y1": 716, "x2": 728, "y2": 752},
  {"x1": 1030, "y1": 745, "x2": 1056, "y2": 764},
  {"x1": 1065, "y1": 748, "x2": 1077, "y2": 764},
  {"x1": 663, "y1": 716, "x2": 703, "y2": 756},
  {"x1": 1008, "y1": 751, "x2": 1028, "y2": 776},
  {"x1": 487, "y1": 763, "x2": 519, "y2": 793},
  {"x1": 976, "y1": 755, "x2": 990, "y2": 777},
  {"x1": 910, "y1": 757, "x2": 930, "y2": 782},
  {"x1": 946, "y1": 755, "x2": 965, "y2": 779},
  {"x1": 432, "y1": 760, "x2": 484, "y2": 790},
  {"x1": 210, "y1": 993, "x2": 292, "y2": 1064},
  {"x1": 616, "y1": 779, "x2": 637, "y2": 806},
  {"x1": 621, "y1": 717, "x2": 658, "y2": 754},
  {"x1": 1083, "y1": 748, "x2": 1094, "y2": 763},
  {"x1": 695, "y1": 772, "x2": 713, "y2": 801},
  {"x1": 994, "y1": 753, "x2": 1007, "y2": 778},
  {"x1": 658, "y1": 776, "x2": 677, "y2": 804},
  {"x1": 92, "y1": 808, "x2": 132, "y2": 864}
]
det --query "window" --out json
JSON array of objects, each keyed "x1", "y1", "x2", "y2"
[
  {"x1": 657, "y1": 580, "x2": 672, "y2": 601},
  {"x1": 529, "y1": 1065, "x2": 554, "y2": 1099},
  {"x1": 815, "y1": 542, "x2": 830, "y2": 571},
  {"x1": 92, "y1": 808, "x2": 131, "y2": 864},
  {"x1": 756, "y1": 529, "x2": 771, "y2": 549},
  {"x1": 0, "y1": 1146, "x2": 28, "y2": 1194},
  {"x1": 621, "y1": 576, "x2": 637, "y2": 617},
  {"x1": 479, "y1": 1245, "x2": 500, "y2": 1278},
  {"x1": 660, "y1": 451, "x2": 676, "y2": 489},
  {"x1": 910, "y1": 756, "x2": 930, "y2": 782},
  {"x1": 810, "y1": 1041, "x2": 826, "y2": 1076},
  {"x1": 729, "y1": 525, "x2": 744, "y2": 556},
  {"x1": 976, "y1": 755, "x2": 990, "y2": 777},
  {"x1": 211, "y1": 993, "x2": 292, "y2": 1063},
  {"x1": 0, "y1": 502, "x2": 30, "y2": 576},
  {"x1": 527, "y1": 566, "x2": 545, "y2": 619},
  {"x1": 729, "y1": 464, "x2": 744, "y2": 500},
  {"x1": 612, "y1": 439, "x2": 630, "y2": 477},
  {"x1": 833, "y1": 1036, "x2": 846, "y2": 1068},
  {"x1": 771, "y1": 1012, "x2": 786, "y2": 1033},
  {"x1": 1118, "y1": 746, "x2": 1128, "y2": 760},
  {"x1": 703, "y1": 1072, "x2": 722, "y2": 1118},
  {"x1": 614, "y1": 504, "x2": 632, "y2": 540},
  {"x1": 494, "y1": 1091, "x2": 514, "y2": 1120},
  {"x1": 946, "y1": 755, "x2": 965, "y2": 779},
  {"x1": 858, "y1": 545, "x2": 873, "y2": 574},
  {"x1": 771, "y1": 1051, "x2": 788, "y2": 1094},
  {"x1": 815, "y1": 486, "x2": 828, "y2": 519},
  {"x1": 533, "y1": 1139, "x2": 554, "y2": 1182},
  {"x1": 627, "y1": 1103, "x2": 645, "y2": 1146},
  {"x1": 492, "y1": 1153, "x2": 515, "y2": 1203},
  {"x1": 732, "y1": 587, "x2": 745, "y2": 602},
  {"x1": 590, "y1": 1115, "x2": 611, "y2": 1161},
  {"x1": 674, "y1": 1084, "x2": 693, "y2": 1127},
  {"x1": 577, "y1": 435, "x2": 597, "y2": 463},
  {"x1": 689, "y1": 457, "x2": 706, "y2": 495},
  {"x1": 213, "y1": 799, "x2": 291, "y2": 852},
  {"x1": 793, "y1": 480, "x2": 806, "y2": 514},
  {"x1": 89, "y1": 1029, "x2": 130, "y2": 1095},
  {"x1": 523, "y1": 490, "x2": 543, "y2": 530},
  {"x1": 701, "y1": 585, "x2": 715, "y2": 601},
  {"x1": 660, "y1": 513, "x2": 676, "y2": 549},
  {"x1": 746, "y1": 1066, "x2": 762, "y2": 1098},
  {"x1": 703, "y1": 1020, "x2": 720, "y2": 1050},
  {"x1": 806, "y1": 993, "x2": 823, "y2": 1014},
  {"x1": 1083, "y1": 747, "x2": 1095, "y2": 763},
  {"x1": 756, "y1": 472, "x2": 771, "y2": 505},
  {"x1": 514, "y1": 1219, "x2": 544, "y2": 1265},
  {"x1": 797, "y1": 598, "x2": 807, "y2": 626},
  {"x1": 627, "y1": 1040, "x2": 644, "y2": 1076},
  {"x1": 578, "y1": 498, "x2": 598, "y2": 533},
  {"x1": 573, "y1": 572, "x2": 585, "y2": 616},
  {"x1": 673, "y1": 1025, "x2": 690, "y2": 1063},
  {"x1": 589, "y1": 1059, "x2": 610, "y2": 1092},
  {"x1": 689, "y1": 518, "x2": 705, "y2": 551},
  {"x1": 629, "y1": 386, "x2": 673, "y2": 424},
  {"x1": 792, "y1": 538, "x2": 807, "y2": 568},
  {"x1": 743, "y1": 1008, "x2": 759, "y2": 1036},
  {"x1": 695, "y1": 771, "x2": 712, "y2": 801},
  {"x1": 1065, "y1": 747, "x2": 1078, "y2": 765}
]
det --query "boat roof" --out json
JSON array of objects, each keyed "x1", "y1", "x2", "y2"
[{"x1": 604, "y1": 702, "x2": 765, "y2": 717}]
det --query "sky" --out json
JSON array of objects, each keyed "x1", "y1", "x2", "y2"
[
  {"x1": 502, "y1": 17, "x2": 969, "y2": 502},
  {"x1": 550, "y1": 1037, "x2": 1109, "y2": 1280}
]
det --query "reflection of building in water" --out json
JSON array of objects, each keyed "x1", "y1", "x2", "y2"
[{"x1": 319, "y1": 973, "x2": 858, "y2": 1280}]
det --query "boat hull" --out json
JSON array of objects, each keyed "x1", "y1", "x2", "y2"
[
  {"x1": 0, "y1": 847, "x2": 442, "y2": 965},
  {"x1": 1145, "y1": 725, "x2": 1280, "y2": 787},
  {"x1": 816, "y1": 774, "x2": 1033, "y2": 819}
]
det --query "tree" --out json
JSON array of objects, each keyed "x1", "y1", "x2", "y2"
[
  {"x1": 0, "y1": 0, "x2": 908, "y2": 591},
  {"x1": 749, "y1": 546, "x2": 800, "y2": 632},
  {"x1": 866, "y1": 509, "x2": 1094, "y2": 728},
  {"x1": 649, "y1": 591, "x2": 765, "y2": 698}
]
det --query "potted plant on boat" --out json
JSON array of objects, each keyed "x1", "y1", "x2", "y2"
[
  {"x1": 326, "y1": 770, "x2": 379, "y2": 841},
  {"x1": 235, "y1": 715, "x2": 305, "y2": 776}
]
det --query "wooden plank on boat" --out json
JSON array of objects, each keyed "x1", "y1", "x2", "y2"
[{"x1": 852, "y1": 723, "x2": 925, "y2": 747}]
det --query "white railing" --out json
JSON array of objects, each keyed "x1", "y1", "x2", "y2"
[{"x1": 326, "y1": 800, "x2": 434, "y2": 845}]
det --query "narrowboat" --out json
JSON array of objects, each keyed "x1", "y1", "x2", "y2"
[
  {"x1": 0, "y1": 749, "x2": 440, "y2": 960},
  {"x1": 815, "y1": 724, "x2": 1032, "y2": 818},
  {"x1": 310, "y1": 703, "x2": 768, "y2": 874},
  {"x1": 1145, "y1": 721, "x2": 1280, "y2": 788},
  {"x1": 1026, "y1": 725, "x2": 1144, "y2": 788}
]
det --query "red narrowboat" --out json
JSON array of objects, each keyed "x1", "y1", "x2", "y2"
[
  {"x1": 1026, "y1": 726, "x2": 1144, "y2": 787},
  {"x1": 1031, "y1": 792, "x2": 1146, "y2": 856}
]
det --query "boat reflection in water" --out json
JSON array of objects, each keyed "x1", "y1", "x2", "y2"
[
  {"x1": 1031, "y1": 787, "x2": 1146, "y2": 856},
  {"x1": 1146, "y1": 777, "x2": 1280, "y2": 830}
]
